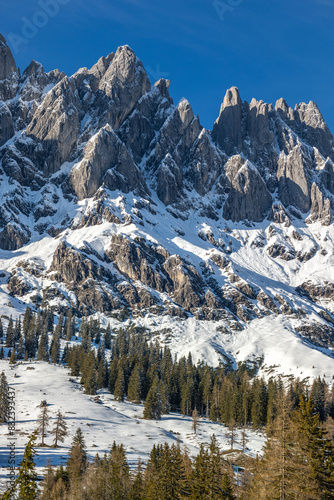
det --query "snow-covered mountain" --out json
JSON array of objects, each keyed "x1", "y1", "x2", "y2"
[{"x1": 1, "y1": 34, "x2": 334, "y2": 378}]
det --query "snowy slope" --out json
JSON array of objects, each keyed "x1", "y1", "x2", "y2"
[{"x1": 0, "y1": 360, "x2": 265, "y2": 492}]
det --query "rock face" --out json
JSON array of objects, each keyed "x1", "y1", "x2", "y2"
[
  {"x1": 309, "y1": 183, "x2": 331, "y2": 225},
  {"x1": 212, "y1": 87, "x2": 242, "y2": 155},
  {"x1": 277, "y1": 145, "x2": 311, "y2": 213},
  {"x1": 223, "y1": 156, "x2": 272, "y2": 222},
  {"x1": 0, "y1": 102, "x2": 14, "y2": 146},
  {"x1": 0, "y1": 34, "x2": 16, "y2": 81},
  {"x1": 26, "y1": 76, "x2": 80, "y2": 176},
  {"x1": 69, "y1": 124, "x2": 147, "y2": 200}
]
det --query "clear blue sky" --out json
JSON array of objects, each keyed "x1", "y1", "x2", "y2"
[{"x1": 1, "y1": 0, "x2": 334, "y2": 132}]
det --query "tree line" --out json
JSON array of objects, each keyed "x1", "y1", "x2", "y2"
[{"x1": 2, "y1": 307, "x2": 334, "y2": 431}]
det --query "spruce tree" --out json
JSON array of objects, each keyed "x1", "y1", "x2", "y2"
[
  {"x1": 50, "y1": 410, "x2": 68, "y2": 447},
  {"x1": 5, "y1": 316, "x2": 15, "y2": 347},
  {"x1": 25, "y1": 316, "x2": 37, "y2": 359},
  {"x1": 144, "y1": 376, "x2": 163, "y2": 420},
  {"x1": 9, "y1": 348, "x2": 16, "y2": 364},
  {"x1": 114, "y1": 365, "x2": 125, "y2": 401},
  {"x1": 37, "y1": 329, "x2": 49, "y2": 361},
  {"x1": 65, "y1": 309, "x2": 74, "y2": 341},
  {"x1": 50, "y1": 332, "x2": 60, "y2": 364},
  {"x1": 96, "y1": 358, "x2": 107, "y2": 389},
  {"x1": 130, "y1": 460, "x2": 144, "y2": 499},
  {"x1": 14, "y1": 317, "x2": 21, "y2": 343},
  {"x1": 67, "y1": 427, "x2": 87, "y2": 480},
  {"x1": 109, "y1": 357, "x2": 118, "y2": 393},
  {"x1": 22, "y1": 306, "x2": 33, "y2": 338},
  {"x1": 128, "y1": 365, "x2": 142, "y2": 403},
  {"x1": 16, "y1": 431, "x2": 38, "y2": 499},
  {"x1": 17, "y1": 334, "x2": 25, "y2": 360},
  {"x1": 104, "y1": 322, "x2": 112, "y2": 349},
  {"x1": 37, "y1": 405, "x2": 50, "y2": 447}
]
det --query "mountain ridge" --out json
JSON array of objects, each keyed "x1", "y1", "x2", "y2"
[{"x1": 1, "y1": 35, "x2": 334, "y2": 377}]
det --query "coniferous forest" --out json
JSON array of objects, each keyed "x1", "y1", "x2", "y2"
[{"x1": 1, "y1": 306, "x2": 334, "y2": 498}]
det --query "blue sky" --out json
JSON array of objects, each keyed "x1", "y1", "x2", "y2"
[{"x1": 1, "y1": 0, "x2": 334, "y2": 132}]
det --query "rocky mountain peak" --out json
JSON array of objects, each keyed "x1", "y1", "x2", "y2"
[
  {"x1": 154, "y1": 78, "x2": 173, "y2": 103},
  {"x1": 0, "y1": 34, "x2": 16, "y2": 80},
  {"x1": 212, "y1": 86, "x2": 242, "y2": 155}
]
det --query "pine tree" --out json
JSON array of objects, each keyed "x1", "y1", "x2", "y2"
[
  {"x1": 246, "y1": 390, "x2": 333, "y2": 499},
  {"x1": 104, "y1": 322, "x2": 112, "y2": 349},
  {"x1": 25, "y1": 316, "x2": 37, "y2": 360},
  {"x1": 22, "y1": 306, "x2": 33, "y2": 338},
  {"x1": 114, "y1": 365, "x2": 125, "y2": 401},
  {"x1": 105, "y1": 441, "x2": 131, "y2": 498},
  {"x1": 67, "y1": 427, "x2": 87, "y2": 480},
  {"x1": 37, "y1": 404, "x2": 50, "y2": 447},
  {"x1": 14, "y1": 317, "x2": 21, "y2": 343},
  {"x1": 128, "y1": 365, "x2": 142, "y2": 403},
  {"x1": 109, "y1": 357, "x2": 118, "y2": 393},
  {"x1": 82, "y1": 350, "x2": 97, "y2": 395},
  {"x1": 130, "y1": 460, "x2": 144, "y2": 499},
  {"x1": 50, "y1": 332, "x2": 60, "y2": 364},
  {"x1": 37, "y1": 329, "x2": 49, "y2": 361},
  {"x1": 37, "y1": 330, "x2": 49, "y2": 361},
  {"x1": 5, "y1": 316, "x2": 15, "y2": 347},
  {"x1": 50, "y1": 410, "x2": 68, "y2": 447},
  {"x1": 96, "y1": 358, "x2": 107, "y2": 390},
  {"x1": 16, "y1": 431, "x2": 38, "y2": 499},
  {"x1": 144, "y1": 376, "x2": 163, "y2": 420},
  {"x1": 9, "y1": 347, "x2": 16, "y2": 364},
  {"x1": 294, "y1": 395, "x2": 334, "y2": 497},
  {"x1": 65, "y1": 309, "x2": 75, "y2": 341}
]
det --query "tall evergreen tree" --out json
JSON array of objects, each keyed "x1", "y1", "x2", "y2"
[
  {"x1": 65, "y1": 309, "x2": 75, "y2": 341},
  {"x1": 37, "y1": 405, "x2": 50, "y2": 447},
  {"x1": 5, "y1": 316, "x2": 15, "y2": 347},
  {"x1": 6, "y1": 431, "x2": 39, "y2": 500},
  {"x1": 128, "y1": 365, "x2": 142, "y2": 403},
  {"x1": 144, "y1": 376, "x2": 163, "y2": 420},
  {"x1": 37, "y1": 329, "x2": 49, "y2": 362},
  {"x1": 50, "y1": 331, "x2": 60, "y2": 365},
  {"x1": 22, "y1": 306, "x2": 33, "y2": 338},
  {"x1": 104, "y1": 322, "x2": 112, "y2": 349},
  {"x1": 114, "y1": 365, "x2": 125, "y2": 402},
  {"x1": 9, "y1": 348, "x2": 16, "y2": 364},
  {"x1": 50, "y1": 410, "x2": 68, "y2": 448},
  {"x1": 67, "y1": 427, "x2": 87, "y2": 480}
]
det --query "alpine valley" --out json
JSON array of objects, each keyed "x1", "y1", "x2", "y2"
[{"x1": 1, "y1": 33, "x2": 334, "y2": 380}]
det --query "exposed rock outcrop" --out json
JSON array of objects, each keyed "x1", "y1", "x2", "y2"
[
  {"x1": 69, "y1": 124, "x2": 148, "y2": 200},
  {"x1": 223, "y1": 156, "x2": 272, "y2": 222},
  {"x1": 0, "y1": 34, "x2": 16, "y2": 81}
]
